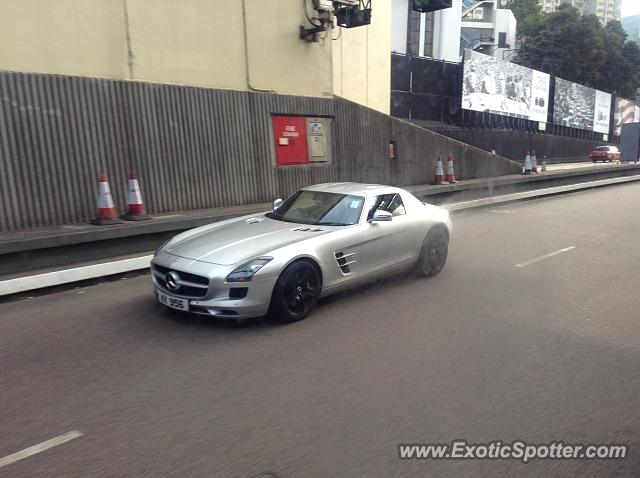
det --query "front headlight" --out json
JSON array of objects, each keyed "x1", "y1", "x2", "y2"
[{"x1": 226, "y1": 257, "x2": 273, "y2": 282}]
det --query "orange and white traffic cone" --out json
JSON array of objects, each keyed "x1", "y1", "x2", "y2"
[
  {"x1": 523, "y1": 151, "x2": 532, "y2": 175},
  {"x1": 122, "y1": 171, "x2": 151, "y2": 221},
  {"x1": 92, "y1": 173, "x2": 123, "y2": 225},
  {"x1": 531, "y1": 150, "x2": 538, "y2": 173},
  {"x1": 445, "y1": 154, "x2": 457, "y2": 183},
  {"x1": 434, "y1": 155, "x2": 445, "y2": 185}
]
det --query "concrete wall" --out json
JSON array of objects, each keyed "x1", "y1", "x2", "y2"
[
  {"x1": 493, "y1": 9, "x2": 517, "y2": 60},
  {"x1": 124, "y1": 0, "x2": 249, "y2": 92},
  {"x1": 391, "y1": 0, "x2": 462, "y2": 62},
  {"x1": 0, "y1": 0, "x2": 129, "y2": 80},
  {"x1": 0, "y1": 0, "x2": 389, "y2": 112},
  {"x1": 0, "y1": 71, "x2": 519, "y2": 232},
  {"x1": 432, "y1": 0, "x2": 463, "y2": 62},
  {"x1": 332, "y1": 0, "x2": 392, "y2": 114},
  {"x1": 427, "y1": 126, "x2": 604, "y2": 163},
  {"x1": 391, "y1": 0, "x2": 409, "y2": 54}
]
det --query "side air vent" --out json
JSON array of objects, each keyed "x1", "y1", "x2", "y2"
[
  {"x1": 334, "y1": 251, "x2": 356, "y2": 274},
  {"x1": 292, "y1": 226, "x2": 324, "y2": 232}
]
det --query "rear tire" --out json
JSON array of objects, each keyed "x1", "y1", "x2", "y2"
[
  {"x1": 417, "y1": 227, "x2": 449, "y2": 277},
  {"x1": 269, "y1": 261, "x2": 321, "y2": 323}
]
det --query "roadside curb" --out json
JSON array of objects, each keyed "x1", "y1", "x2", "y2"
[
  {"x1": 4, "y1": 163, "x2": 639, "y2": 256},
  {"x1": 444, "y1": 174, "x2": 640, "y2": 212},
  {"x1": 0, "y1": 255, "x2": 153, "y2": 297},
  {"x1": 1, "y1": 174, "x2": 639, "y2": 298}
]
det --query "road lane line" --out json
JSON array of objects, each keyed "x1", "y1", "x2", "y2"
[
  {"x1": 0, "y1": 430, "x2": 83, "y2": 469},
  {"x1": 516, "y1": 246, "x2": 576, "y2": 268}
]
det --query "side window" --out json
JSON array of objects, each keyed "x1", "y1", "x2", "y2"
[{"x1": 368, "y1": 194, "x2": 406, "y2": 220}]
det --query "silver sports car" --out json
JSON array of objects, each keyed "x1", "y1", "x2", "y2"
[{"x1": 151, "y1": 183, "x2": 451, "y2": 322}]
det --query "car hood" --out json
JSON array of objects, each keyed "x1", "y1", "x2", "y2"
[{"x1": 165, "y1": 214, "x2": 334, "y2": 265}]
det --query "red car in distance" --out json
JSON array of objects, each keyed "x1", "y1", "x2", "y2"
[{"x1": 589, "y1": 145, "x2": 621, "y2": 163}]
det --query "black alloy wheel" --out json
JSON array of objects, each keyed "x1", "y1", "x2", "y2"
[
  {"x1": 270, "y1": 261, "x2": 321, "y2": 323},
  {"x1": 417, "y1": 228, "x2": 449, "y2": 277}
]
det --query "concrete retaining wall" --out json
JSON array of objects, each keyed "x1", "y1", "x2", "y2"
[
  {"x1": 425, "y1": 127, "x2": 604, "y2": 164},
  {"x1": 0, "y1": 71, "x2": 520, "y2": 232}
]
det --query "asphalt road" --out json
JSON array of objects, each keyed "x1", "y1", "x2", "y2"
[{"x1": 2, "y1": 183, "x2": 640, "y2": 477}]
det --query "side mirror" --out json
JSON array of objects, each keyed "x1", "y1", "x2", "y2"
[
  {"x1": 272, "y1": 198, "x2": 283, "y2": 211},
  {"x1": 370, "y1": 210, "x2": 393, "y2": 222}
]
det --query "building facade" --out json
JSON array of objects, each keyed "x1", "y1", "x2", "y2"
[
  {"x1": 391, "y1": 0, "x2": 463, "y2": 62},
  {"x1": 540, "y1": 0, "x2": 561, "y2": 13},
  {"x1": 543, "y1": 0, "x2": 622, "y2": 24},
  {"x1": 0, "y1": 0, "x2": 392, "y2": 113},
  {"x1": 462, "y1": 0, "x2": 517, "y2": 61},
  {"x1": 391, "y1": 0, "x2": 516, "y2": 62}
]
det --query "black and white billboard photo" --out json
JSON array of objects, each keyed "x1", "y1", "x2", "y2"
[
  {"x1": 461, "y1": 50, "x2": 550, "y2": 122},
  {"x1": 553, "y1": 77, "x2": 611, "y2": 133}
]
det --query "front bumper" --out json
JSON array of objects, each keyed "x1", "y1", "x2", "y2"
[{"x1": 151, "y1": 252, "x2": 278, "y2": 319}]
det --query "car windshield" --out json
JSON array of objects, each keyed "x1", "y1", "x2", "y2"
[
  {"x1": 267, "y1": 190, "x2": 364, "y2": 226},
  {"x1": 596, "y1": 146, "x2": 610, "y2": 151}
]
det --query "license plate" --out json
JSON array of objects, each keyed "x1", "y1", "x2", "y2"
[{"x1": 158, "y1": 291, "x2": 189, "y2": 311}]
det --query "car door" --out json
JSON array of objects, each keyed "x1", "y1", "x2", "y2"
[
  {"x1": 362, "y1": 193, "x2": 416, "y2": 273},
  {"x1": 313, "y1": 195, "x2": 367, "y2": 293}
]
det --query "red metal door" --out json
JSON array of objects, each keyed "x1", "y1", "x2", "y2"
[{"x1": 272, "y1": 116, "x2": 309, "y2": 165}]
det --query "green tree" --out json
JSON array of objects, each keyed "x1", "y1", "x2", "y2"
[
  {"x1": 514, "y1": 5, "x2": 640, "y2": 98},
  {"x1": 504, "y1": 0, "x2": 545, "y2": 42},
  {"x1": 619, "y1": 41, "x2": 640, "y2": 99},
  {"x1": 600, "y1": 21, "x2": 627, "y2": 93}
]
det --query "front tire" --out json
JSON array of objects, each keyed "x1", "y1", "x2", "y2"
[
  {"x1": 269, "y1": 261, "x2": 321, "y2": 323},
  {"x1": 417, "y1": 228, "x2": 449, "y2": 277}
]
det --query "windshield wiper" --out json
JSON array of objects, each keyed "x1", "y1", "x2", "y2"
[{"x1": 316, "y1": 222, "x2": 350, "y2": 226}]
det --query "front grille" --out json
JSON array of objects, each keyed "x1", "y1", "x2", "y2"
[{"x1": 153, "y1": 264, "x2": 209, "y2": 298}]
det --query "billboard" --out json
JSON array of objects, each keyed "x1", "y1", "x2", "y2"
[
  {"x1": 613, "y1": 97, "x2": 640, "y2": 136},
  {"x1": 594, "y1": 90, "x2": 612, "y2": 134},
  {"x1": 462, "y1": 51, "x2": 550, "y2": 122},
  {"x1": 553, "y1": 77, "x2": 612, "y2": 133}
]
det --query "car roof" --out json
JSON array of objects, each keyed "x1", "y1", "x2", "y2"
[{"x1": 302, "y1": 182, "x2": 406, "y2": 197}]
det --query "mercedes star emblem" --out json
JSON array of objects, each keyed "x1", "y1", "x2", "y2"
[{"x1": 165, "y1": 271, "x2": 180, "y2": 291}]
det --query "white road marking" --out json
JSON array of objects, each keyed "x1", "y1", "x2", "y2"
[
  {"x1": 0, "y1": 431, "x2": 83, "y2": 469},
  {"x1": 489, "y1": 209, "x2": 517, "y2": 214},
  {"x1": 516, "y1": 246, "x2": 576, "y2": 268}
]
